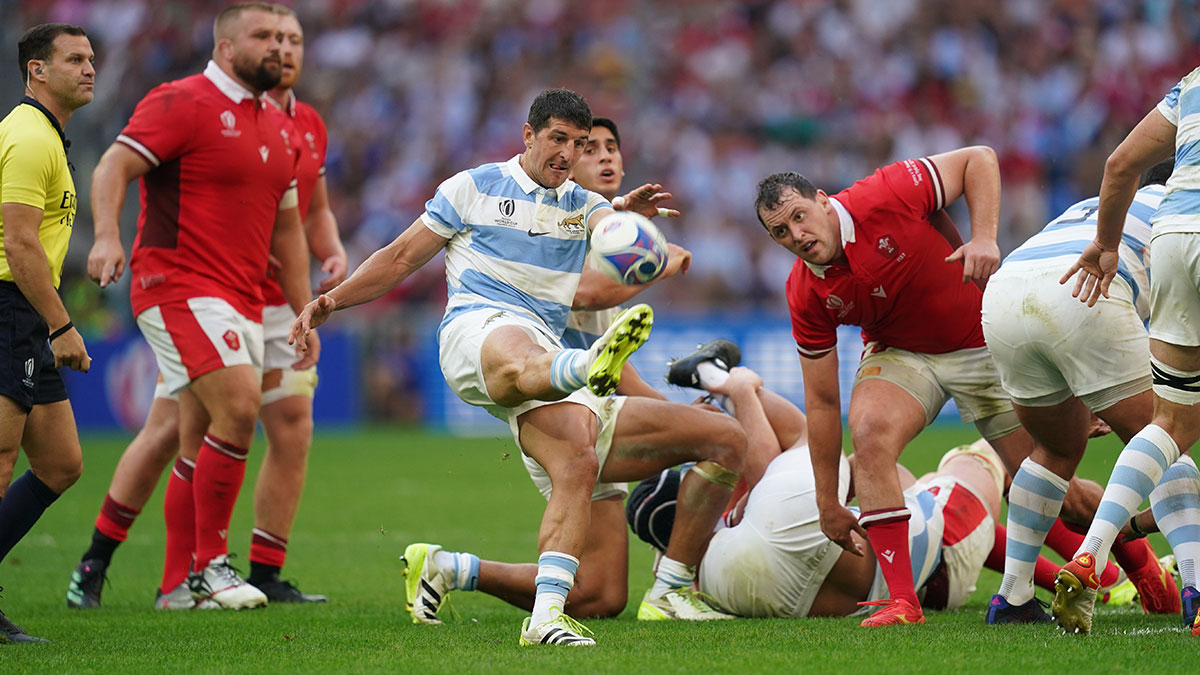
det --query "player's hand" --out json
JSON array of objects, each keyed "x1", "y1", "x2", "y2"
[
  {"x1": 819, "y1": 503, "x2": 868, "y2": 556},
  {"x1": 661, "y1": 243, "x2": 691, "y2": 278},
  {"x1": 945, "y1": 237, "x2": 1000, "y2": 284},
  {"x1": 51, "y1": 325, "x2": 91, "y2": 373},
  {"x1": 1087, "y1": 413, "x2": 1112, "y2": 439},
  {"x1": 87, "y1": 235, "x2": 125, "y2": 288},
  {"x1": 290, "y1": 294, "x2": 336, "y2": 351},
  {"x1": 614, "y1": 183, "x2": 680, "y2": 219},
  {"x1": 292, "y1": 326, "x2": 320, "y2": 369},
  {"x1": 266, "y1": 253, "x2": 283, "y2": 280},
  {"x1": 314, "y1": 253, "x2": 347, "y2": 294},
  {"x1": 706, "y1": 366, "x2": 762, "y2": 397},
  {"x1": 1059, "y1": 240, "x2": 1118, "y2": 307}
]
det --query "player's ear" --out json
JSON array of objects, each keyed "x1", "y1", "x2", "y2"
[{"x1": 522, "y1": 123, "x2": 534, "y2": 150}]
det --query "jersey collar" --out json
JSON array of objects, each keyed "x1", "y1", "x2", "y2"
[
  {"x1": 203, "y1": 60, "x2": 258, "y2": 104},
  {"x1": 803, "y1": 196, "x2": 855, "y2": 278},
  {"x1": 19, "y1": 96, "x2": 71, "y2": 166},
  {"x1": 506, "y1": 155, "x2": 570, "y2": 200},
  {"x1": 264, "y1": 89, "x2": 296, "y2": 116}
]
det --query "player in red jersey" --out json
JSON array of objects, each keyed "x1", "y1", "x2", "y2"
[
  {"x1": 79, "y1": 3, "x2": 314, "y2": 610},
  {"x1": 754, "y1": 147, "x2": 1037, "y2": 627},
  {"x1": 66, "y1": 4, "x2": 343, "y2": 609},
  {"x1": 245, "y1": 4, "x2": 345, "y2": 604}
]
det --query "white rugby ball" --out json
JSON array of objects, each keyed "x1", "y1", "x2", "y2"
[{"x1": 588, "y1": 211, "x2": 669, "y2": 285}]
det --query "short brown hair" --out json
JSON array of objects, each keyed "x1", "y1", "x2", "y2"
[
  {"x1": 213, "y1": 2, "x2": 277, "y2": 43},
  {"x1": 18, "y1": 23, "x2": 87, "y2": 81}
]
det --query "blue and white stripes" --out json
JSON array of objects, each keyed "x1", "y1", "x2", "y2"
[
  {"x1": 1000, "y1": 458, "x2": 1068, "y2": 604},
  {"x1": 535, "y1": 551, "x2": 580, "y2": 604},
  {"x1": 1003, "y1": 185, "x2": 1162, "y2": 319},
  {"x1": 549, "y1": 348, "x2": 588, "y2": 393},
  {"x1": 1150, "y1": 456, "x2": 1200, "y2": 589},
  {"x1": 1083, "y1": 424, "x2": 1181, "y2": 568},
  {"x1": 425, "y1": 155, "x2": 609, "y2": 338},
  {"x1": 1154, "y1": 67, "x2": 1200, "y2": 236}
]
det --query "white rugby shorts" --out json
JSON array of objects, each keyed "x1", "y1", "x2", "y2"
[
  {"x1": 260, "y1": 303, "x2": 317, "y2": 403},
  {"x1": 982, "y1": 260, "x2": 1150, "y2": 409},
  {"x1": 1148, "y1": 232, "x2": 1200, "y2": 347},
  {"x1": 853, "y1": 343, "x2": 1013, "y2": 428},
  {"x1": 438, "y1": 307, "x2": 627, "y2": 500},
  {"x1": 135, "y1": 297, "x2": 263, "y2": 395}
]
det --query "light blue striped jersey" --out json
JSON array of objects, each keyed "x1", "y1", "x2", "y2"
[
  {"x1": 422, "y1": 155, "x2": 609, "y2": 336},
  {"x1": 1003, "y1": 185, "x2": 1164, "y2": 320},
  {"x1": 1155, "y1": 67, "x2": 1200, "y2": 236}
]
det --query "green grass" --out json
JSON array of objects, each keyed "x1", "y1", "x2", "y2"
[{"x1": 1, "y1": 425, "x2": 1194, "y2": 673}]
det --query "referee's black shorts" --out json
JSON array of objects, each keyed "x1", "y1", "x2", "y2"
[{"x1": 0, "y1": 280, "x2": 68, "y2": 411}]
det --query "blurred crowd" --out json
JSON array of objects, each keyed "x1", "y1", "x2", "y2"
[{"x1": 4, "y1": 0, "x2": 1199, "y2": 418}]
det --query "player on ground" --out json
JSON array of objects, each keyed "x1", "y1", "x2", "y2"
[
  {"x1": 402, "y1": 339, "x2": 755, "y2": 624},
  {"x1": 627, "y1": 355, "x2": 1005, "y2": 620},
  {"x1": 83, "y1": 2, "x2": 314, "y2": 610},
  {"x1": 754, "y1": 148, "x2": 1043, "y2": 627},
  {"x1": 1056, "y1": 68, "x2": 1200, "y2": 636},
  {"x1": 982, "y1": 160, "x2": 1184, "y2": 625},
  {"x1": 290, "y1": 89, "x2": 703, "y2": 645},
  {"x1": 66, "y1": 3, "x2": 344, "y2": 609},
  {"x1": 0, "y1": 22, "x2": 94, "y2": 644}
]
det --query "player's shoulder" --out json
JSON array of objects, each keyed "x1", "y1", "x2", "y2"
[{"x1": 292, "y1": 100, "x2": 325, "y2": 126}]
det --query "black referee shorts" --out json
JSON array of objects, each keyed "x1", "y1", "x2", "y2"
[{"x1": 0, "y1": 280, "x2": 68, "y2": 411}]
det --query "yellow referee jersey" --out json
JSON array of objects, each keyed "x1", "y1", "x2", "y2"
[{"x1": 0, "y1": 98, "x2": 76, "y2": 287}]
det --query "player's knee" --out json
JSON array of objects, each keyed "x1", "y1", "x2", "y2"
[
  {"x1": 710, "y1": 418, "x2": 748, "y2": 470},
  {"x1": 1060, "y1": 477, "x2": 1102, "y2": 524},
  {"x1": 549, "y1": 445, "x2": 600, "y2": 492},
  {"x1": 37, "y1": 454, "x2": 82, "y2": 493},
  {"x1": 571, "y1": 586, "x2": 627, "y2": 618}
]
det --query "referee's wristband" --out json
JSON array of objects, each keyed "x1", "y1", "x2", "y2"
[{"x1": 49, "y1": 321, "x2": 74, "y2": 342}]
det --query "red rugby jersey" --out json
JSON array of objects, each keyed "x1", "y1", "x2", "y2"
[
  {"x1": 119, "y1": 61, "x2": 297, "y2": 321},
  {"x1": 786, "y1": 158, "x2": 985, "y2": 358},
  {"x1": 262, "y1": 93, "x2": 328, "y2": 307}
]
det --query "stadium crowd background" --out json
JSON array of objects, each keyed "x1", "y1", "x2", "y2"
[{"x1": 3, "y1": 0, "x2": 1198, "y2": 421}]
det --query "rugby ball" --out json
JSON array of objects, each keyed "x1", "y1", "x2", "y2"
[{"x1": 588, "y1": 211, "x2": 669, "y2": 285}]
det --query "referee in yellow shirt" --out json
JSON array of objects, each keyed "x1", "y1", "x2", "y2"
[{"x1": 0, "y1": 23, "x2": 94, "y2": 644}]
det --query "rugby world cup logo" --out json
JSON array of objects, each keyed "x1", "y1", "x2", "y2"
[
  {"x1": 220, "y1": 110, "x2": 241, "y2": 138},
  {"x1": 499, "y1": 199, "x2": 515, "y2": 218},
  {"x1": 24, "y1": 357, "x2": 34, "y2": 379}
]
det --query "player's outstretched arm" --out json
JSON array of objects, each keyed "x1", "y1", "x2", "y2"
[
  {"x1": 89, "y1": 143, "x2": 152, "y2": 287},
  {"x1": 572, "y1": 243, "x2": 691, "y2": 311},
  {"x1": 801, "y1": 350, "x2": 866, "y2": 556},
  {"x1": 2, "y1": 203, "x2": 89, "y2": 372},
  {"x1": 1061, "y1": 108, "x2": 1175, "y2": 306},
  {"x1": 605, "y1": 183, "x2": 680, "y2": 220},
  {"x1": 289, "y1": 217, "x2": 448, "y2": 350},
  {"x1": 706, "y1": 366, "x2": 776, "y2": 487},
  {"x1": 304, "y1": 176, "x2": 347, "y2": 294},
  {"x1": 929, "y1": 145, "x2": 1001, "y2": 283}
]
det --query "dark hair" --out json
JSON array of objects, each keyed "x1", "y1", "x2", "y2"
[
  {"x1": 591, "y1": 117, "x2": 620, "y2": 148},
  {"x1": 18, "y1": 23, "x2": 87, "y2": 81},
  {"x1": 754, "y1": 172, "x2": 819, "y2": 228},
  {"x1": 527, "y1": 88, "x2": 591, "y2": 134},
  {"x1": 1140, "y1": 156, "x2": 1174, "y2": 188}
]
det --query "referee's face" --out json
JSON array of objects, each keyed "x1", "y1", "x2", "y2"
[{"x1": 44, "y1": 34, "x2": 95, "y2": 110}]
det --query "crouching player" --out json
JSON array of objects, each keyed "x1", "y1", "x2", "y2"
[{"x1": 628, "y1": 357, "x2": 1006, "y2": 619}]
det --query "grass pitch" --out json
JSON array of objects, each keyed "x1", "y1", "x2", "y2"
[{"x1": 1, "y1": 426, "x2": 1194, "y2": 673}]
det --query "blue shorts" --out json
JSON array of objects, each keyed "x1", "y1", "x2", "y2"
[{"x1": 0, "y1": 281, "x2": 68, "y2": 411}]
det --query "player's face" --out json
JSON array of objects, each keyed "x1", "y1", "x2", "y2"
[
  {"x1": 229, "y1": 10, "x2": 283, "y2": 93},
  {"x1": 277, "y1": 14, "x2": 304, "y2": 90},
  {"x1": 570, "y1": 126, "x2": 623, "y2": 200},
  {"x1": 41, "y1": 34, "x2": 95, "y2": 111},
  {"x1": 759, "y1": 187, "x2": 844, "y2": 265},
  {"x1": 521, "y1": 118, "x2": 590, "y2": 189}
]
